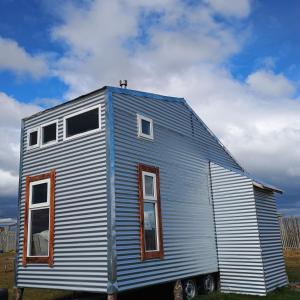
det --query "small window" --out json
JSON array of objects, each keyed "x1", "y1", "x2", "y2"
[
  {"x1": 27, "y1": 128, "x2": 40, "y2": 150},
  {"x1": 137, "y1": 114, "x2": 153, "y2": 140},
  {"x1": 138, "y1": 164, "x2": 164, "y2": 260},
  {"x1": 41, "y1": 121, "x2": 58, "y2": 147},
  {"x1": 23, "y1": 171, "x2": 55, "y2": 267},
  {"x1": 64, "y1": 106, "x2": 101, "y2": 140}
]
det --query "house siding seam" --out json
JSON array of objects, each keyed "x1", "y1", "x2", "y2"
[
  {"x1": 210, "y1": 163, "x2": 267, "y2": 296},
  {"x1": 17, "y1": 90, "x2": 108, "y2": 292},
  {"x1": 254, "y1": 187, "x2": 288, "y2": 291},
  {"x1": 112, "y1": 91, "x2": 240, "y2": 292}
]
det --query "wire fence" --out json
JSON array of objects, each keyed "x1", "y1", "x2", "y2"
[
  {"x1": 279, "y1": 217, "x2": 300, "y2": 250},
  {"x1": 0, "y1": 231, "x2": 16, "y2": 253}
]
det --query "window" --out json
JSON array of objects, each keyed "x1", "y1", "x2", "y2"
[
  {"x1": 22, "y1": 171, "x2": 55, "y2": 267},
  {"x1": 27, "y1": 128, "x2": 40, "y2": 150},
  {"x1": 64, "y1": 105, "x2": 101, "y2": 140},
  {"x1": 137, "y1": 114, "x2": 153, "y2": 140},
  {"x1": 41, "y1": 121, "x2": 58, "y2": 147},
  {"x1": 138, "y1": 164, "x2": 164, "y2": 260}
]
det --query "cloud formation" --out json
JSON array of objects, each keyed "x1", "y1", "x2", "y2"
[
  {"x1": 49, "y1": 0, "x2": 299, "y2": 214},
  {"x1": 0, "y1": 92, "x2": 40, "y2": 203},
  {"x1": 0, "y1": 36, "x2": 48, "y2": 78}
]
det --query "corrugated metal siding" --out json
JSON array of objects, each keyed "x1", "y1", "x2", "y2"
[
  {"x1": 210, "y1": 163, "x2": 267, "y2": 296},
  {"x1": 112, "y1": 92, "x2": 242, "y2": 291},
  {"x1": 254, "y1": 187, "x2": 288, "y2": 291},
  {"x1": 17, "y1": 91, "x2": 108, "y2": 292}
]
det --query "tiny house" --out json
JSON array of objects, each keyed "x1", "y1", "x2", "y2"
[{"x1": 15, "y1": 86, "x2": 287, "y2": 299}]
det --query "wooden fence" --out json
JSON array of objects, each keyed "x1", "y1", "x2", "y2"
[
  {"x1": 0, "y1": 231, "x2": 16, "y2": 252},
  {"x1": 279, "y1": 217, "x2": 300, "y2": 250}
]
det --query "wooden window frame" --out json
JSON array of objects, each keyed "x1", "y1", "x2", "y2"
[
  {"x1": 137, "y1": 114, "x2": 154, "y2": 140},
  {"x1": 138, "y1": 164, "x2": 164, "y2": 261},
  {"x1": 22, "y1": 170, "x2": 56, "y2": 267}
]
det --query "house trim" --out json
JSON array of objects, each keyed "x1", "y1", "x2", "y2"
[
  {"x1": 22, "y1": 170, "x2": 55, "y2": 267},
  {"x1": 138, "y1": 163, "x2": 164, "y2": 261}
]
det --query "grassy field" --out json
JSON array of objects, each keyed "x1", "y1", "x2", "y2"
[{"x1": 1, "y1": 252, "x2": 300, "y2": 299}]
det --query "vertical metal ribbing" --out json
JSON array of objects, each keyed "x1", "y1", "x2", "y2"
[
  {"x1": 15, "y1": 119, "x2": 24, "y2": 287},
  {"x1": 106, "y1": 88, "x2": 118, "y2": 294}
]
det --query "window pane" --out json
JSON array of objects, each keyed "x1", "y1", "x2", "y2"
[
  {"x1": 30, "y1": 208, "x2": 49, "y2": 256},
  {"x1": 32, "y1": 183, "x2": 48, "y2": 205},
  {"x1": 141, "y1": 119, "x2": 151, "y2": 135},
  {"x1": 144, "y1": 202, "x2": 158, "y2": 251},
  {"x1": 43, "y1": 123, "x2": 56, "y2": 144},
  {"x1": 66, "y1": 108, "x2": 99, "y2": 138},
  {"x1": 144, "y1": 175, "x2": 154, "y2": 197},
  {"x1": 29, "y1": 131, "x2": 38, "y2": 146}
]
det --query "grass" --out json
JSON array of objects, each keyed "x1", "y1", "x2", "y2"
[{"x1": 1, "y1": 252, "x2": 300, "y2": 299}]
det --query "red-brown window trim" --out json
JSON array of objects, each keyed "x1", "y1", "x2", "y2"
[
  {"x1": 22, "y1": 170, "x2": 55, "y2": 267},
  {"x1": 138, "y1": 163, "x2": 164, "y2": 261}
]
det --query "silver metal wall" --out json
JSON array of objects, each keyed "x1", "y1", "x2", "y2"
[
  {"x1": 210, "y1": 163, "x2": 287, "y2": 295},
  {"x1": 111, "y1": 91, "x2": 243, "y2": 292},
  {"x1": 254, "y1": 187, "x2": 288, "y2": 291},
  {"x1": 17, "y1": 90, "x2": 108, "y2": 292}
]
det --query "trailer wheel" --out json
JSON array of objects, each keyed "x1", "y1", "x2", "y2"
[
  {"x1": 182, "y1": 279, "x2": 198, "y2": 300},
  {"x1": 203, "y1": 274, "x2": 215, "y2": 294}
]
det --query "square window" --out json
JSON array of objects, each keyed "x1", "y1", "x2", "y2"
[
  {"x1": 29, "y1": 131, "x2": 38, "y2": 146},
  {"x1": 137, "y1": 114, "x2": 153, "y2": 140},
  {"x1": 141, "y1": 119, "x2": 151, "y2": 135},
  {"x1": 42, "y1": 123, "x2": 57, "y2": 145},
  {"x1": 31, "y1": 182, "x2": 48, "y2": 205},
  {"x1": 27, "y1": 128, "x2": 40, "y2": 150}
]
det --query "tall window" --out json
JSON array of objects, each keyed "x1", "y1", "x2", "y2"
[
  {"x1": 23, "y1": 170, "x2": 55, "y2": 267},
  {"x1": 138, "y1": 164, "x2": 164, "y2": 260}
]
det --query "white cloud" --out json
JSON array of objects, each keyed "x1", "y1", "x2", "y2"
[
  {"x1": 0, "y1": 92, "x2": 40, "y2": 198},
  {"x1": 0, "y1": 36, "x2": 48, "y2": 78},
  {"x1": 246, "y1": 69, "x2": 296, "y2": 98},
  {"x1": 204, "y1": 0, "x2": 251, "y2": 18},
  {"x1": 48, "y1": 0, "x2": 300, "y2": 195}
]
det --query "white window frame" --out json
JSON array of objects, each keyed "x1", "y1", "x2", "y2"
[
  {"x1": 142, "y1": 171, "x2": 160, "y2": 252},
  {"x1": 137, "y1": 114, "x2": 154, "y2": 140},
  {"x1": 63, "y1": 105, "x2": 101, "y2": 141},
  {"x1": 40, "y1": 120, "x2": 58, "y2": 148},
  {"x1": 27, "y1": 178, "x2": 51, "y2": 257},
  {"x1": 27, "y1": 127, "x2": 40, "y2": 150}
]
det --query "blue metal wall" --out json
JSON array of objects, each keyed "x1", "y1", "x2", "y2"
[
  {"x1": 17, "y1": 90, "x2": 108, "y2": 292},
  {"x1": 210, "y1": 163, "x2": 287, "y2": 295},
  {"x1": 111, "y1": 89, "x2": 242, "y2": 292},
  {"x1": 254, "y1": 187, "x2": 288, "y2": 292}
]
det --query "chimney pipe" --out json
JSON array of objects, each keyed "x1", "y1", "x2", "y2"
[{"x1": 119, "y1": 80, "x2": 127, "y2": 89}]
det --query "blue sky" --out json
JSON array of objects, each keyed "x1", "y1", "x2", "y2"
[{"x1": 0, "y1": 0, "x2": 300, "y2": 217}]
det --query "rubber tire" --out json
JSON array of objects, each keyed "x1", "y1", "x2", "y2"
[
  {"x1": 182, "y1": 279, "x2": 198, "y2": 300},
  {"x1": 203, "y1": 274, "x2": 216, "y2": 294},
  {"x1": 0, "y1": 288, "x2": 8, "y2": 300}
]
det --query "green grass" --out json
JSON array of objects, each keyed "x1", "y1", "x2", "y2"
[
  {"x1": 1, "y1": 252, "x2": 300, "y2": 299},
  {"x1": 196, "y1": 287, "x2": 299, "y2": 300}
]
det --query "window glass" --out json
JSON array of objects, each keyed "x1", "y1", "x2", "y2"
[
  {"x1": 144, "y1": 202, "x2": 157, "y2": 251},
  {"x1": 42, "y1": 123, "x2": 56, "y2": 144},
  {"x1": 66, "y1": 108, "x2": 99, "y2": 138},
  {"x1": 141, "y1": 119, "x2": 151, "y2": 135},
  {"x1": 144, "y1": 175, "x2": 154, "y2": 197},
  {"x1": 29, "y1": 208, "x2": 49, "y2": 256},
  {"x1": 29, "y1": 131, "x2": 38, "y2": 146},
  {"x1": 32, "y1": 183, "x2": 48, "y2": 205}
]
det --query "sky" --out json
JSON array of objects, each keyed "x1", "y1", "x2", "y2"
[{"x1": 0, "y1": 0, "x2": 300, "y2": 217}]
